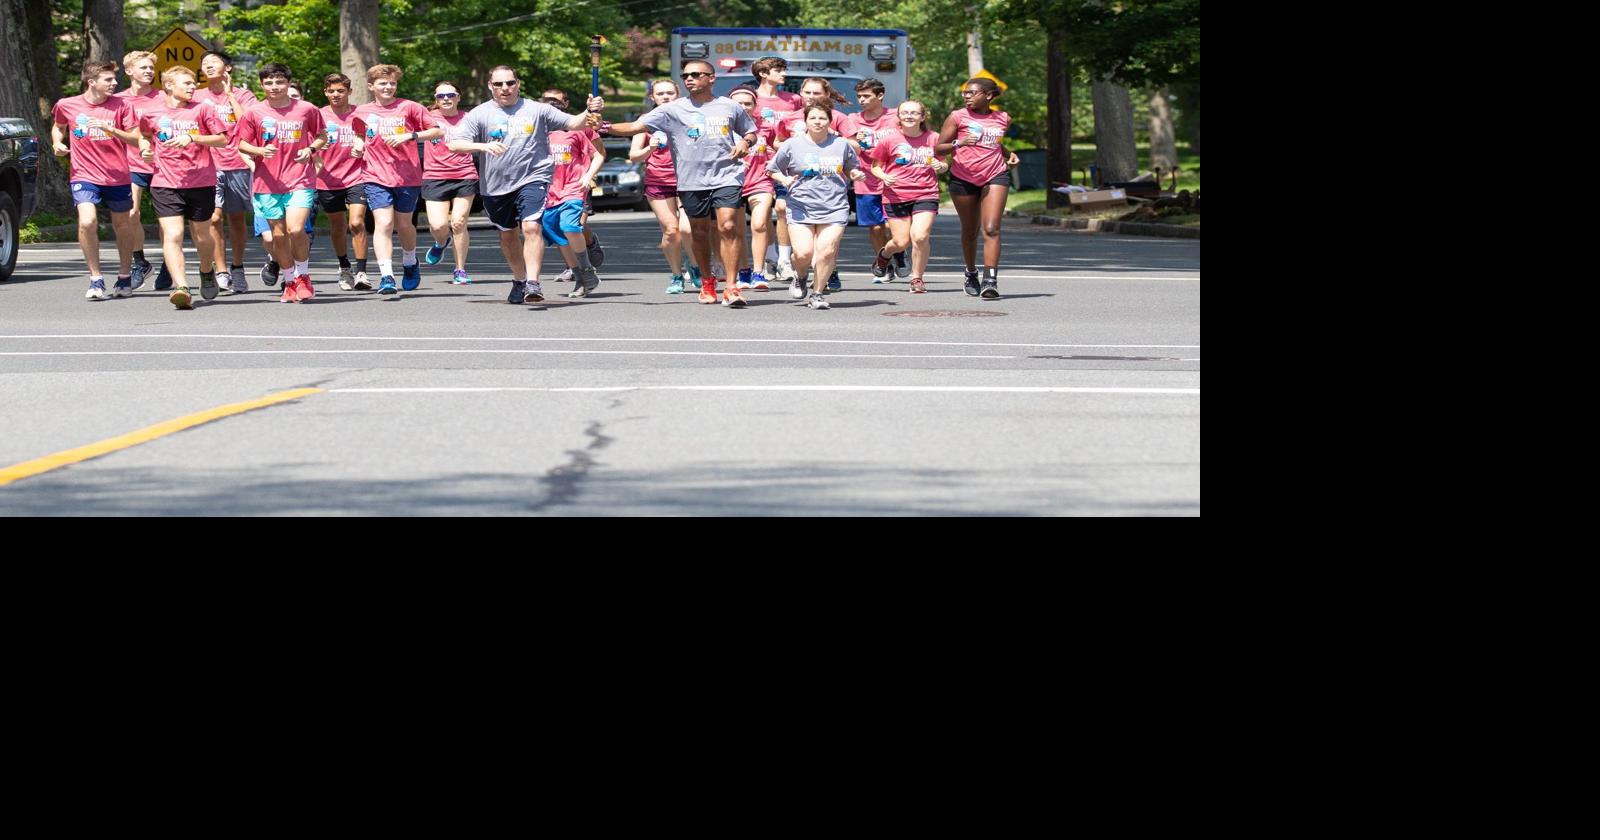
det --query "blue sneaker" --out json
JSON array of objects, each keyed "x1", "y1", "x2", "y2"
[
  {"x1": 401, "y1": 263, "x2": 421, "y2": 291},
  {"x1": 378, "y1": 275, "x2": 398, "y2": 295},
  {"x1": 153, "y1": 263, "x2": 172, "y2": 291},
  {"x1": 827, "y1": 270, "x2": 842, "y2": 292},
  {"x1": 85, "y1": 278, "x2": 109, "y2": 301},
  {"x1": 686, "y1": 263, "x2": 702, "y2": 289},
  {"x1": 130, "y1": 260, "x2": 150, "y2": 290},
  {"x1": 426, "y1": 238, "x2": 450, "y2": 265},
  {"x1": 666, "y1": 274, "x2": 684, "y2": 294},
  {"x1": 736, "y1": 268, "x2": 752, "y2": 290},
  {"x1": 507, "y1": 280, "x2": 526, "y2": 304}
]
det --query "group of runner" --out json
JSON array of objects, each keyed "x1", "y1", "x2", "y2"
[{"x1": 51, "y1": 51, "x2": 1017, "y2": 311}]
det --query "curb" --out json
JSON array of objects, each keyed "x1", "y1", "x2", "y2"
[{"x1": 1003, "y1": 209, "x2": 1200, "y2": 239}]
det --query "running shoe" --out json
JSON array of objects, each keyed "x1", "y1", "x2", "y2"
[
  {"x1": 963, "y1": 270, "x2": 981, "y2": 297},
  {"x1": 200, "y1": 272, "x2": 219, "y2": 300},
  {"x1": 426, "y1": 237, "x2": 450, "y2": 265},
  {"x1": 451, "y1": 269, "x2": 472, "y2": 285},
  {"x1": 827, "y1": 270, "x2": 841, "y2": 292},
  {"x1": 980, "y1": 279, "x2": 1000, "y2": 300},
  {"x1": 666, "y1": 274, "x2": 685, "y2": 294},
  {"x1": 169, "y1": 286, "x2": 193, "y2": 309},
  {"x1": 567, "y1": 267, "x2": 600, "y2": 298},
  {"x1": 111, "y1": 276, "x2": 132, "y2": 298},
  {"x1": 806, "y1": 293, "x2": 831, "y2": 310},
  {"x1": 910, "y1": 276, "x2": 926, "y2": 294},
  {"x1": 698, "y1": 288, "x2": 718, "y2": 304},
  {"x1": 210, "y1": 270, "x2": 229, "y2": 297},
  {"x1": 294, "y1": 275, "x2": 316, "y2": 301},
  {"x1": 586, "y1": 231, "x2": 604, "y2": 267},
  {"x1": 261, "y1": 261, "x2": 280, "y2": 287},
  {"x1": 721, "y1": 287, "x2": 748, "y2": 308},
  {"x1": 523, "y1": 279, "x2": 544, "y2": 303},
  {"x1": 893, "y1": 251, "x2": 909, "y2": 278},
  {"x1": 352, "y1": 271, "x2": 373, "y2": 291},
  {"x1": 378, "y1": 275, "x2": 397, "y2": 295},
  {"x1": 227, "y1": 270, "x2": 248, "y2": 295},
  {"x1": 507, "y1": 280, "x2": 526, "y2": 304},
  {"x1": 401, "y1": 263, "x2": 421, "y2": 291},
  {"x1": 750, "y1": 272, "x2": 770, "y2": 291},
  {"x1": 872, "y1": 253, "x2": 891, "y2": 280},
  {"x1": 338, "y1": 266, "x2": 355, "y2": 291}
]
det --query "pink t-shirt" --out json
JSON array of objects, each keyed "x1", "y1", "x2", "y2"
[
  {"x1": 116, "y1": 88, "x2": 164, "y2": 175},
  {"x1": 139, "y1": 100, "x2": 228, "y2": 189},
  {"x1": 317, "y1": 105, "x2": 364, "y2": 190},
  {"x1": 777, "y1": 109, "x2": 850, "y2": 144},
  {"x1": 546, "y1": 128, "x2": 599, "y2": 205},
  {"x1": 871, "y1": 129, "x2": 942, "y2": 203},
  {"x1": 52, "y1": 94, "x2": 137, "y2": 186},
  {"x1": 353, "y1": 99, "x2": 435, "y2": 187},
  {"x1": 423, "y1": 111, "x2": 478, "y2": 181},
  {"x1": 643, "y1": 130, "x2": 675, "y2": 187},
  {"x1": 742, "y1": 121, "x2": 780, "y2": 196},
  {"x1": 756, "y1": 91, "x2": 802, "y2": 118},
  {"x1": 191, "y1": 85, "x2": 259, "y2": 171},
  {"x1": 948, "y1": 107, "x2": 1011, "y2": 186},
  {"x1": 842, "y1": 110, "x2": 901, "y2": 196},
  {"x1": 237, "y1": 99, "x2": 325, "y2": 194}
]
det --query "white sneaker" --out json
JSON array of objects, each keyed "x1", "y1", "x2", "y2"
[
  {"x1": 788, "y1": 275, "x2": 807, "y2": 299},
  {"x1": 555, "y1": 267, "x2": 576, "y2": 283},
  {"x1": 778, "y1": 259, "x2": 797, "y2": 282},
  {"x1": 85, "y1": 278, "x2": 109, "y2": 301},
  {"x1": 352, "y1": 271, "x2": 373, "y2": 291},
  {"x1": 806, "y1": 293, "x2": 831, "y2": 310}
]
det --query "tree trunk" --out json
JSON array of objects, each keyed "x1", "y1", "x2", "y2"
[
  {"x1": 6, "y1": 0, "x2": 71, "y2": 214},
  {"x1": 1092, "y1": 78, "x2": 1138, "y2": 185},
  {"x1": 966, "y1": 5, "x2": 983, "y2": 77},
  {"x1": 83, "y1": 0, "x2": 127, "y2": 66},
  {"x1": 1045, "y1": 28, "x2": 1071, "y2": 209},
  {"x1": 341, "y1": 0, "x2": 380, "y2": 105},
  {"x1": 1147, "y1": 87, "x2": 1177, "y2": 173}
]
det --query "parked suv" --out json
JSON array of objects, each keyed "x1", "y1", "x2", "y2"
[
  {"x1": 590, "y1": 138, "x2": 647, "y2": 212},
  {"x1": 1, "y1": 117, "x2": 41, "y2": 282}
]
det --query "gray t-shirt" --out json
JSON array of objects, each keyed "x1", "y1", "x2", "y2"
[
  {"x1": 640, "y1": 97, "x2": 757, "y2": 192},
  {"x1": 768, "y1": 134, "x2": 860, "y2": 225},
  {"x1": 451, "y1": 98, "x2": 578, "y2": 196}
]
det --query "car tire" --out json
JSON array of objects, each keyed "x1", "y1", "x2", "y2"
[{"x1": 0, "y1": 192, "x2": 19, "y2": 283}]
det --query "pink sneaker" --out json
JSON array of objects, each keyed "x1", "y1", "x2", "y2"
[{"x1": 294, "y1": 276, "x2": 315, "y2": 301}]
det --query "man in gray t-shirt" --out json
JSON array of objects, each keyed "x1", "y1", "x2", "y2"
[
  {"x1": 599, "y1": 60, "x2": 760, "y2": 308},
  {"x1": 446, "y1": 65, "x2": 597, "y2": 304}
]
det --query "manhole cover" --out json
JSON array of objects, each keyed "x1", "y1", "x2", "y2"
[
  {"x1": 882, "y1": 310, "x2": 1007, "y2": 318},
  {"x1": 1030, "y1": 355, "x2": 1183, "y2": 361}
]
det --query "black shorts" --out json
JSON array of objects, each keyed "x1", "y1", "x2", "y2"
[
  {"x1": 151, "y1": 186, "x2": 216, "y2": 221},
  {"x1": 947, "y1": 173, "x2": 1012, "y2": 196},
  {"x1": 422, "y1": 179, "x2": 479, "y2": 202},
  {"x1": 886, "y1": 199, "x2": 941, "y2": 219},
  {"x1": 680, "y1": 186, "x2": 743, "y2": 219},
  {"x1": 317, "y1": 187, "x2": 367, "y2": 215}
]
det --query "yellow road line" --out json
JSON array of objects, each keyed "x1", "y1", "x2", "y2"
[{"x1": 0, "y1": 388, "x2": 324, "y2": 487}]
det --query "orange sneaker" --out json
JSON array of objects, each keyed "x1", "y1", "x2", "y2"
[
  {"x1": 280, "y1": 277, "x2": 299, "y2": 303},
  {"x1": 698, "y1": 288, "x2": 718, "y2": 304},
  {"x1": 721, "y1": 288, "x2": 748, "y2": 308}
]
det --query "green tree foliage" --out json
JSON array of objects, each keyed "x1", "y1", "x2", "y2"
[{"x1": 999, "y1": 0, "x2": 1199, "y2": 89}]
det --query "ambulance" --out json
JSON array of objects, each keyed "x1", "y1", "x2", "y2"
[{"x1": 669, "y1": 28, "x2": 914, "y2": 113}]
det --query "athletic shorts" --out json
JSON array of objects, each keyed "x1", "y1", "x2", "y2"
[
  {"x1": 855, "y1": 193, "x2": 887, "y2": 226},
  {"x1": 317, "y1": 186, "x2": 366, "y2": 214},
  {"x1": 252, "y1": 189, "x2": 317, "y2": 220},
  {"x1": 214, "y1": 169, "x2": 252, "y2": 213},
  {"x1": 363, "y1": 183, "x2": 421, "y2": 213},
  {"x1": 644, "y1": 184, "x2": 677, "y2": 201},
  {"x1": 947, "y1": 173, "x2": 1012, "y2": 196},
  {"x1": 422, "y1": 179, "x2": 479, "y2": 202},
  {"x1": 886, "y1": 199, "x2": 940, "y2": 219},
  {"x1": 130, "y1": 171, "x2": 153, "y2": 189},
  {"x1": 254, "y1": 205, "x2": 317, "y2": 235},
  {"x1": 482, "y1": 182, "x2": 548, "y2": 231},
  {"x1": 540, "y1": 199, "x2": 586, "y2": 247},
  {"x1": 775, "y1": 185, "x2": 789, "y2": 200},
  {"x1": 152, "y1": 186, "x2": 215, "y2": 221},
  {"x1": 680, "y1": 186, "x2": 743, "y2": 219},
  {"x1": 70, "y1": 181, "x2": 133, "y2": 213}
]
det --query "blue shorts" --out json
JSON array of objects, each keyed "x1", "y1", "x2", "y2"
[
  {"x1": 363, "y1": 183, "x2": 421, "y2": 213},
  {"x1": 130, "y1": 171, "x2": 153, "y2": 189},
  {"x1": 482, "y1": 182, "x2": 548, "y2": 231},
  {"x1": 540, "y1": 199, "x2": 586, "y2": 246},
  {"x1": 855, "y1": 194, "x2": 887, "y2": 227},
  {"x1": 71, "y1": 182, "x2": 133, "y2": 213}
]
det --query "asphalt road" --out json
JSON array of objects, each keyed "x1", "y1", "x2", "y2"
[{"x1": 0, "y1": 209, "x2": 1200, "y2": 516}]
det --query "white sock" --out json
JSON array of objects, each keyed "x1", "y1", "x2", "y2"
[
  {"x1": 778, "y1": 245, "x2": 792, "y2": 263},
  {"x1": 295, "y1": 260, "x2": 309, "y2": 276},
  {"x1": 283, "y1": 264, "x2": 299, "y2": 282},
  {"x1": 378, "y1": 260, "x2": 394, "y2": 278},
  {"x1": 402, "y1": 249, "x2": 418, "y2": 267}
]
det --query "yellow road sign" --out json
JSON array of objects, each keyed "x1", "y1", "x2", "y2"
[
  {"x1": 152, "y1": 27, "x2": 211, "y2": 81},
  {"x1": 971, "y1": 68, "x2": 1008, "y2": 93}
]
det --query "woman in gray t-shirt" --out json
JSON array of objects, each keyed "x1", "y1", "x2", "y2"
[{"x1": 767, "y1": 105, "x2": 866, "y2": 308}]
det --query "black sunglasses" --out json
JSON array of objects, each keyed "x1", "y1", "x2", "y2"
[
  {"x1": 435, "y1": 93, "x2": 459, "y2": 99},
  {"x1": 491, "y1": 80, "x2": 518, "y2": 88},
  {"x1": 681, "y1": 71, "x2": 713, "y2": 79},
  {"x1": 541, "y1": 97, "x2": 567, "y2": 106}
]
